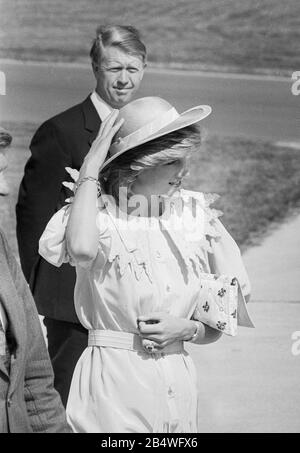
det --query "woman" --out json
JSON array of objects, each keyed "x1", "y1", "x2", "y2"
[
  {"x1": 0, "y1": 128, "x2": 70, "y2": 433},
  {"x1": 39, "y1": 97, "x2": 251, "y2": 433}
]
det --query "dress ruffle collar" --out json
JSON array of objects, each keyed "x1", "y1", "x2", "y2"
[{"x1": 99, "y1": 189, "x2": 223, "y2": 282}]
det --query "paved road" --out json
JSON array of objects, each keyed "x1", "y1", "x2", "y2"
[
  {"x1": 187, "y1": 301, "x2": 300, "y2": 433},
  {"x1": 244, "y1": 213, "x2": 300, "y2": 302},
  {"x1": 1, "y1": 60, "x2": 299, "y2": 142}
]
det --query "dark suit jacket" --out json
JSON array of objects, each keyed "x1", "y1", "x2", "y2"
[
  {"x1": 16, "y1": 96, "x2": 101, "y2": 323},
  {"x1": 0, "y1": 229, "x2": 70, "y2": 432}
]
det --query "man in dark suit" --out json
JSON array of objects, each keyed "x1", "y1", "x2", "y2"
[
  {"x1": 16, "y1": 25, "x2": 147, "y2": 407},
  {"x1": 0, "y1": 128, "x2": 70, "y2": 433}
]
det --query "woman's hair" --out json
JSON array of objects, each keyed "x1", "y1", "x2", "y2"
[
  {"x1": 100, "y1": 125, "x2": 201, "y2": 202},
  {"x1": 0, "y1": 128, "x2": 12, "y2": 149},
  {"x1": 90, "y1": 24, "x2": 147, "y2": 66}
]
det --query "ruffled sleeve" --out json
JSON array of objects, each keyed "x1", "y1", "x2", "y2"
[
  {"x1": 207, "y1": 218, "x2": 251, "y2": 300},
  {"x1": 180, "y1": 190, "x2": 253, "y2": 330},
  {"x1": 204, "y1": 205, "x2": 251, "y2": 300},
  {"x1": 39, "y1": 205, "x2": 74, "y2": 267},
  {"x1": 39, "y1": 168, "x2": 111, "y2": 269},
  {"x1": 39, "y1": 203, "x2": 109, "y2": 269},
  {"x1": 181, "y1": 190, "x2": 251, "y2": 300}
]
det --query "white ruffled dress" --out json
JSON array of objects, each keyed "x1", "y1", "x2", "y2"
[{"x1": 39, "y1": 189, "x2": 250, "y2": 433}]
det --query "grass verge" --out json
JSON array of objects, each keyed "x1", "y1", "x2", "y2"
[
  {"x1": 0, "y1": 0, "x2": 299, "y2": 75},
  {"x1": 1, "y1": 120, "x2": 300, "y2": 258}
]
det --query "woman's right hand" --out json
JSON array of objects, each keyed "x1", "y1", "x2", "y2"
[{"x1": 80, "y1": 109, "x2": 124, "y2": 179}]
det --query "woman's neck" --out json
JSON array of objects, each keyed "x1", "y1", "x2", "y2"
[{"x1": 119, "y1": 193, "x2": 165, "y2": 218}]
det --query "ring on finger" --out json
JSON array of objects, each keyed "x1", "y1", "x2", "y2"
[{"x1": 143, "y1": 340, "x2": 156, "y2": 353}]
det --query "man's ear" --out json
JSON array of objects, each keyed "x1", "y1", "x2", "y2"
[
  {"x1": 140, "y1": 64, "x2": 147, "y2": 81},
  {"x1": 92, "y1": 61, "x2": 99, "y2": 77}
]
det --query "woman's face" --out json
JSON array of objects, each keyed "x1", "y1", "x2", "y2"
[
  {"x1": 130, "y1": 157, "x2": 189, "y2": 199},
  {"x1": 0, "y1": 150, "x2": 9, "y2": 196}
]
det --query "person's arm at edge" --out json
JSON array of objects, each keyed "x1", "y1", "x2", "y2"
[{"x1": 2, "y1": 233, "x2": 71, "y2": 433}]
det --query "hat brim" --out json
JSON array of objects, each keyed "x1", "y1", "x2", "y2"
[{"x1": 100, "y1": 104, "x2": 212, "y2": 171}]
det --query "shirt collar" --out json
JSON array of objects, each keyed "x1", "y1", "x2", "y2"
[{"x1": 90, "y1": 91, "x2": 113, "y2": 121}]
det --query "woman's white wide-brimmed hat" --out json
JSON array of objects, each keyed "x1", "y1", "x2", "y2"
[{"x1": 100, "y1": 96, "x2": 212, "y2": 170}]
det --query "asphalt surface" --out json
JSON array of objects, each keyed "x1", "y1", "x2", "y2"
[
  {"x1": 244, "y1": 213, "x2": 300, "y2": 302},
  {"x1": 187, "y1": 300, "x2": 300, "y2": 433},
  {"x1": 1, "y1": 60, "x2": 299, "y2": 143}
]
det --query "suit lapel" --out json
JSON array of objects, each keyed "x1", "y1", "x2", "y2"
[{"x1": 81, "y1": 95, "x2": 102, "y2": 146}]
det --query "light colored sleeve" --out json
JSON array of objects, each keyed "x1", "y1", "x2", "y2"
[
  {"x1": 181, "y1": 189, "x2": 251, "y2": 300},
  {"x1": 182, "y1": 189, "x2": 253, "y2": 330},
  {"x1": 38, "y1": 204, "x2": 108, "y2": 269},
  {"x1": 207, "y1": 218, "x2": 251, "y2": 300},
  {"x1": 38, "y1": 205, "x2": 74, "y2": 267}
]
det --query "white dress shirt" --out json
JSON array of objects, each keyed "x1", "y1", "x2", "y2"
[{"x1": 90, "y1": 91, "x2": 113, "y2": 121}]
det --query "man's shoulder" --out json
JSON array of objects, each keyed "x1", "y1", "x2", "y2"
[
  {"x1": 43, "y1": 96, "x2": 91, "y2": 130},
  {"x1": 29, "y1": 94, "x2": 100, "y2": 151},
  {"x1": 33, "y1": 95, "x2": 97, "y2": 139}
]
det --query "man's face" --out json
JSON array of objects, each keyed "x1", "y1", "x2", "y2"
[
  {"x1": 93, "y1": 46, "x2": 145, "y2": 108},
  {"x1": 0, "y1": 150, "x2": 9, "y2": 196}
]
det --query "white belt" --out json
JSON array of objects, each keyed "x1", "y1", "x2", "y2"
[{"x1": 88, "y1": 329, "x2": 184, "y2": 355}]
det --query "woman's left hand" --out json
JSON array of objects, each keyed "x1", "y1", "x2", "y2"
[{"x1": 137, "y1": 312, "x2": 197, "y2": 350}]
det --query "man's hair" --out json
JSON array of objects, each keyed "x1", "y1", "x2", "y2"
[
  {"x1": 0, "y1": 128, "x2": 12, "y2": 149},
  {"x1": 90, "y1": 24, "x2": 147, "y2": 66},
  {"x1": 100, "y1": 125, "x2": 201, "y2": 203}
]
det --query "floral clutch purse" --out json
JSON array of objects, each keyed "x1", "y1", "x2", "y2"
[{"x1": 192, "y1": 274, "x2": 254, "y2": 336}]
